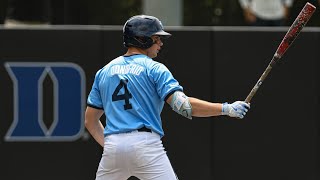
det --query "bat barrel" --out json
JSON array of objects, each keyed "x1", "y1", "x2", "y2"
[{"x1": 274, "y1": 2, "x2": 316, "y2": 60}]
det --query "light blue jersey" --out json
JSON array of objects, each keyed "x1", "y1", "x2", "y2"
[{"x1": 87, "y1": 54, "x2": 183, "y2": 137}]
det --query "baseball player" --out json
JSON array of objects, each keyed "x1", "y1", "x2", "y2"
[
  {"x1": 239, "y1": 0, "x2": 293, "y2": 26},
  {"x1": 85, "y1": 15, "x2": 250, "y2": 180}
]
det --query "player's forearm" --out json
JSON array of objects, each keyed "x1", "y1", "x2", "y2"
[
  {"x1": 85, "y1": 107, "x2": 105, "y2": 147},
  {"x1": 85, "y1": 119, "x2": 105, "y2": 147},
  {"x1": 189, "y1": 97, "x2": 222, "y2": 117}
]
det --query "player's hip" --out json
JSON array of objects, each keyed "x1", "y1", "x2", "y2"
[{"x1": 101, "y1": 131, "x2": 167, "y2": 170}]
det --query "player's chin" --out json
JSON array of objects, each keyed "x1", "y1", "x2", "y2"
[
  {"x1": 147, "y1": 49, "x2": 159, "y2": 58},
  {"x1": 150, "y1": 52, "x2": 158, "y2": 58}
]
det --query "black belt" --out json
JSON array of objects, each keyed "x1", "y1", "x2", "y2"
[{"x1": 137, "y1": 126, "x2": 152, "y2": 133}]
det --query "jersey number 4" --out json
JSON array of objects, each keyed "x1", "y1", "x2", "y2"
[{"x1": 112, "y1": 79, "x2": 132, "y2": 110}]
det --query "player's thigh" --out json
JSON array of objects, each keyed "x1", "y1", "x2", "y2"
[
  {"x1": 95, "y1": 137, "x2": 130, "y2": 180},
  {"x1": 133, "y1": 133, "x2": 178, "y2": 180},
  {"x1": 134, "y1": 153, "x2": 178, "y2": 180}
]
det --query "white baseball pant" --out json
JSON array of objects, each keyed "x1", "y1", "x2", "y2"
[{"x1": 95, "y1": 131, "x2": 178, "y2": 180}]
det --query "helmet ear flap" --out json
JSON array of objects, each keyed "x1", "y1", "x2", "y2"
[
  {"x1": 134, "y1": 36, "x2": 154, "y2": 48},
  {"x1": 123, "y1": 35, "x2": 154, "y2": 49}
]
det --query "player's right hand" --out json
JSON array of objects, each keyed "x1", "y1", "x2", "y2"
[{"x1": 222, "y1": 101, "x2": 250, "y2": 119}]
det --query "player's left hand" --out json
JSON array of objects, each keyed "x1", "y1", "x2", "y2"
[{"x1": 222, "y1": 101, "x2": 250, "y2": 119}]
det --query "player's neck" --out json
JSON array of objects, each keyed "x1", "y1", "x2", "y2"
[{"x1": 124, "y1": 47, "x2": 147, "y2": 56}]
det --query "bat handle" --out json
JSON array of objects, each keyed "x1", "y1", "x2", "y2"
[
  {"x1": 245, "y1": 62, "x2": 275, "y2": 103},
  {"x1": 245, "y1": 80, "x2": 262, "y2": 103}
]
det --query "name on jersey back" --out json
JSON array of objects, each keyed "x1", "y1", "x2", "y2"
[{"x1": 110, "y1": 64, "x2": 144, "y2": 76}]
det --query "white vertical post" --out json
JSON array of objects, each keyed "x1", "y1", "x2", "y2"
[{"x1": 142, "y1": 0, "x2": 183, "y2": 26}]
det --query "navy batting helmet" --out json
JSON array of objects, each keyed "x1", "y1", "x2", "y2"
[{"x1": 123, "y1": 15, "x2": 171, "y2": 49}]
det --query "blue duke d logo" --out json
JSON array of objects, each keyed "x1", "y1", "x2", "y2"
[{"x1": 4, "y1": 62, "x2": 86, "y2": 141}]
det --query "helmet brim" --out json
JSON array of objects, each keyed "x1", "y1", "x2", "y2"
[{"x1": 153, "y1": 30, "x2": 172, "y2": 38}]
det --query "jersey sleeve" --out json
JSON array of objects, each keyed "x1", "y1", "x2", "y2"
[
  {"x1": 87, "y1": 70, "x2": 104, "y2": 109},
  {"x1": 151, "y1": 63, "x2": 183, "y2": 101}
]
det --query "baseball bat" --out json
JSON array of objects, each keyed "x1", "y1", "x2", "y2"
[{"x1": 245, "y1": 2, "x2": 316, "y2": 103}]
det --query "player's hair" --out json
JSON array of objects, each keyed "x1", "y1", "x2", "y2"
[{"x1": 123, "y1": 15, "x2": 171, "y2": 49}]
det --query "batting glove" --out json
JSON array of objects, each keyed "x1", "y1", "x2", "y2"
[{"x1": 222, "y1": 101, "x2": 250, "y2": 119}]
